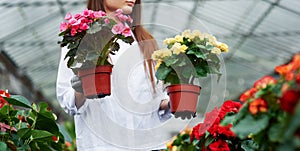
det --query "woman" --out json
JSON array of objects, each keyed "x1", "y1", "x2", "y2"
[{"x1": 56, "y1": 0, "x2": 171, "y2": 150}]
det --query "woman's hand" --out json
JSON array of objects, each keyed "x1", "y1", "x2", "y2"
[
  {"x1": 70, "y1": 75, "x2": 86, "y2": 109},
  {"x1": 71, "y1": 75, "x2": 83, "y2": 93},
  {"x1": 159, "y1": 99, "x2": 170, "y2": 112},
  {"x1": 158, "y1": 99, "x2": 171, "y2": 121}
]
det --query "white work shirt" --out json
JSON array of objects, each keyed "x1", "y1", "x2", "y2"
[{"x1": 56, "y1": 38, "x2": 171, "y2": 151}]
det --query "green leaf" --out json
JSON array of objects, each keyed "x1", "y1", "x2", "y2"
[
  {"x1": 58, "y1": 30, "x2": 67, "y2": 36},
  {"x1": 0, "y1": 141, "x2": 8, "y2": 151},
  {"x1": 110, "y1": 42, "x2": 120, "y2": 55},
  {"x1": 294, "y1": 136, "x2": 300, "y2": 148},
  {"x1": 241, "y1": 140, "x2": 259, "y2": 151},
  {"x1": 204, "y1": 135, "x2": 215, "y2": 147},
  {"x1": 85, "y1": 52, "x2": 98, "y2": 62},
  {"x1": 282, "y1": 102, "x2": 300, "y2": 140},
  {"x1": 68, "y1": 41, "x2": 80, "y2": 50},
  {"x1": 195, "y1": 66, "x2": 207, "y2": 77},
  {"x1": 207, "y1": 53, "x2": 220, "y2": 63},
  {"x1": 198, "y1": 45, "x2": 206, "y2": 49},
  {"x1": 187, "y1": 50, "x2": 206, "y2": 59},
  {"x1": 207, "y1": 62, "x2": 221, "y2": 75},
  {"x1": 155, "y1": 63, "x2": 173, "y2": 80},
  {"x1": 36, "y1": 142, "x2": 53, "y2": 151},
  {"x1": 0, "y1": 104, "x2": 9, "y2": 115},
  {"x1": 10, "y1": 110, "x2": 18, "y2": 117},
  {"x1": 177, "y1": 59, "x2": 187, "y2": 67},
  {"x1": 181, "y1": 144, "x2": 196, "y2": 151},
  {"x1": 38, "y1": 102, "x2": 56, "y2": 121},
  {"x1": 49, "y1": 141, "x2": 63, "y2": 151},
  {"x1": 205, "y1": 44, "x2": 214, "y2": 50},
  {"x1": 277, "y1": 142, "x2": 294, "y2": 151},
  {"x1": 31, "y1": 103, "x2": 38, "y2": 112},
  {"x1": 182, "y1": 67, "x2": 193, "y2": 79},
  {"x1": 164, "y1": 72, "x2": 180, "y2": 85},
  {"x1": 220, "y1": 114, "x2": 237, "y2": 126},
  {"x1": 17, "y1": 128, "x2": 31, "y2": 140},
  {"x1": 232, "y1": 114, "x2": 270, "y2": 139},
  {"x1": 35, "y1": 112, "x2": 59, "y2": 135},
  {"x1": 67, "y1": 57, "x2": 75, "y2": 68},
  {"x1": 87, "y1": 22, "x2": 102, "y2": 34},
  {"x1": 31, "y1": 130, "x2": 53, "y2": 140},
  {"x1": 120, "y1": 36, "x2": 134, "y2": 44},
  {"x1": 268, "y1": 123, "x2": 285, "y2": 142},
  {"x1": 234, "y1": 104, "x2": 249, "y2": 120},
  {"x1": 4, "y1": 95, "x2": 31, "y2": 109},
  {"x1": 164, "y1": 57, "x2": 178, "y2": 67},
  {"x1": 57, "y1": 124, "x2": 72, "y2": 143},
  {"x1": 29, "y1": 142, "x2": 39, "y2": 150},
  {"x1": 64, "y1": 49, "x2": 76, "y2": 59},
  {"x1": 172, "y1": 135, "x2": 182, "y2": 146},
  {"x1": 181, "y1": 133, "x2": 191, "y2": 143}
]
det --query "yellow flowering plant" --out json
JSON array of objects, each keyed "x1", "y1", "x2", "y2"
[{"x1": 152, "y1": 30, "x2": 229, "y2": 85}]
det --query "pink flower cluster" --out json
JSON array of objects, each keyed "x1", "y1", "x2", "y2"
[
  {"x1": 111, "y1": 9, "x2": 133, "y2": 37},
  {"x1": 114, "y1": 9, "x2": 133, "y2": 23},
  {"x1": 0, "y1": 122, "x2": 17, "y2": 132},
  {"x1": 60, "y1": 8, "x2": 107, "y2": 36},
  {"x1": 111, "y1": 22, "x2": 132, "y2": 37},
  {"x1": 59, "y1": 8, "x2": 133, "y2": 37}
]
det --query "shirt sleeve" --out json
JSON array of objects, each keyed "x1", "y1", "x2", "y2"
[{"x1": 56, "y1": 47, "x2": 78, "y2": 115}]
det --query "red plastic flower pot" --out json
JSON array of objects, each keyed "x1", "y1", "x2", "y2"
[
  {"x1": 166, "y1": 84, "x2": 201, "y2": 115},
  {"x1": 78, "y1": 65, "x2": 113, "y2": 98}
]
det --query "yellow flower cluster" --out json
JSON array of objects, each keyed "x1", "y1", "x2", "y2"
[
  {"x1": 180, "y1": 29, "x2": 229, "y2": 54},
  {"x1": 217, "y1": 42, "x2": 229, "y2": 53},
  {"x1": 163, "y1": 38, "x2": 176, "y2": 45},
  {"x1": 152, "y1": 29, "x2": 229, "y2": 71},
  {"x1": 152, "y1": 42, "x2": 188, "y2": 71},
  {"x1": 174, "y1": 35, "x2": 184, "y2": 43},
  {"x1": 207, "y1": 34, "x2": 217, "y2": 46},
  {"x1": 211, "y1": 47, "x2": 221, "y2": 55},
  {"x1": 152, "y1": 43, "x2": 187, "y2": 70},
  {"x1": 151, "y1": 48, "x2": 172, "y2": 61},
  {"x1": 154, "y1": 42, "x2": 187, "y2": 59},
  {"x1": 171, "y1": 42, "x2": 188, "y2": 55},
  {"x1": 163, "y1": 35, "x2": 184, "y2": 45},
  {"x1": 152, "y1": 48, "x2": 172, "y2": 71}
]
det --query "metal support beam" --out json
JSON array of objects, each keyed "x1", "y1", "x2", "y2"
[
  {"x1": 226, "y1": 0, "x2": 281, "y2": 60},
  {"x1": 0, "y1": 11, "x2": 60, "y2": 42},
  {"x1": 184, "y1": 0, "x2": 201, "y2": 29},
  {"x1": 146, "y1": 0, "x2": 162, "y2": 32},
  {"x1": 55, "y1": 0, "x2": 67, "y2": 19}
]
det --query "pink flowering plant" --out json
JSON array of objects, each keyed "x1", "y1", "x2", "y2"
[{"x1": 58, "y1": 8, "x2": 134, "y2": 69}]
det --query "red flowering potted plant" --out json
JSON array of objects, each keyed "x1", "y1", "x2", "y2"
[
  {"x1": 164, "y1": 53, "x2": 300, "y2": 150},
  {"x1": 58, "y1": 9, "x2": 134, "y2": 98},
  {"x1": 229, "y1": 53, "x2": 300, "y2": 151},
  {"x1": 166, "y1": 100, "x2": 243, "y2": 151},
  {"x1": 152, "y1": 30, "x2": 229, "y2": 119},
  {"x1": 0, "y1": 90, "x2": 72, "y2": 150}
]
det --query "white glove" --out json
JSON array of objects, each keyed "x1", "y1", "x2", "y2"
[{"x1": 70, "y1": 75, "x2": 83, "y2": 93}]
